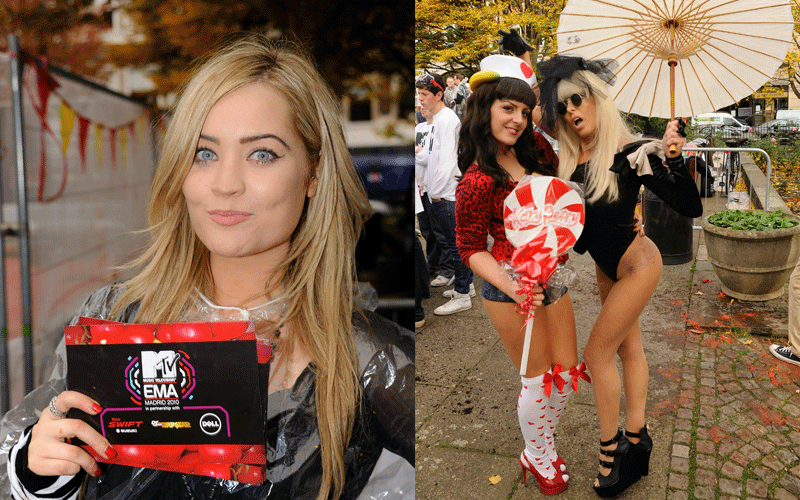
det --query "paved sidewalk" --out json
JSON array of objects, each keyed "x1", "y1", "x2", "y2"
[{"x1": 416, "y1": 191, "x2": 800, "y2": 499}]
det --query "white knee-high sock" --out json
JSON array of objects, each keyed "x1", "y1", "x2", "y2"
[
  {"x1": 518, "y1": 373, "x2": 557, "y2": 479},
  {"x1": 544, "y1": 367, "x2": 573, "y2": 470}
]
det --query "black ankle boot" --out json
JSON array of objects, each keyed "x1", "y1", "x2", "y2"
[
  {"x1": 593, "y1": 430, "x2": 641, "y2": 498},
  {"x1": 625, "y1": 426, "x2": 653, "y2": 476}
]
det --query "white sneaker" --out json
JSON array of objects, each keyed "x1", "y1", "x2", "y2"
[
  {"x1": 430, "y1": 275, "x2": 455, "y2": 287},
  {"x1": 443, "y1": 283, "x2": 476, "y2": 298},
  {"x1": 433, "y1": 292, "x2": 472, "y2": 315}
]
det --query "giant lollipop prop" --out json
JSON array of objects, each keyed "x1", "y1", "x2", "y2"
[{"x1": 504, "y1": 175, "x2": 584, "y2": 375}]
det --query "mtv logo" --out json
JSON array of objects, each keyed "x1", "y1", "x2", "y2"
[{"x1": 141, "y1": 350, "x2": 181, "y2": 379}]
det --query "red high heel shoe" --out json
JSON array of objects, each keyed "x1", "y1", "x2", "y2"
[
  {"x1": 553, "y1": 455, "x2": 567, "y2": 476},
  {"x1": 520, "y1": 452, "x2": 568, "y2": 495}
]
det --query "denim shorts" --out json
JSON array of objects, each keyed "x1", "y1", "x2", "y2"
[{"x1": 481, "y1": 281, "x2": 565, "y2": 306}]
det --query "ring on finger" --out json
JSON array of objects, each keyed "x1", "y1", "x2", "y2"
[{"x1": 49, "y1": 395, "x2": 66, "y2": 418}]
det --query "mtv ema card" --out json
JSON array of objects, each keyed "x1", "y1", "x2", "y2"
[{"x1": 65, "y1": 318, "x2": 270, "y2": 485}]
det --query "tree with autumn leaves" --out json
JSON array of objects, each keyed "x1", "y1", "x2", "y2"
[
  {"x1": 0, "y1": 0, "x2": 111, "y2": 78},
  {"x1": 415, "y1": 0, "x2": 565, "y2": 76},
  {"x1": 106, "y1": 0, "x2": 413, "y2": 101},
  {"x1": 786, "y1": 0, "x2": 800, "y2": 99},
  {"x1": 4, "y1": 0, "x2": 413, "y2": 109}
]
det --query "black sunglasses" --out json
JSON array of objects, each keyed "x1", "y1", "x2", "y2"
[{"x1": 557, "y1": 93, "x2": 585, "y2": 115}]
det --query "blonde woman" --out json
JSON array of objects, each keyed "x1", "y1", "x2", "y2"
[
  {"x1": 2, "y1": 35, "x2": 414, "y2": 500},
  {"x1": 538, "y1": 55, "x2": 702, "y2": 498}
]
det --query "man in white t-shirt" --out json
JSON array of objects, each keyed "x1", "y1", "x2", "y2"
[
  {"x1": 415, "y1": 73, "x2": 474, "y2": 315},
  {"x1": 415, "y1": 108, "x2": 450, "y2": 281}
]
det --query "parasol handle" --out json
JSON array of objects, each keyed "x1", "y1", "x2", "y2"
[
  {"x1": 519, "y1": 313, "x2": 533, "y2": 375},
  {"x1": 669, "y1": 54, "x2": 678, "y2": 154}
]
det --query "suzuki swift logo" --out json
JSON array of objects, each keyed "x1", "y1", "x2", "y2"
[{"x1": 199, "y1": 413, "x2": 222, "y2": 436}]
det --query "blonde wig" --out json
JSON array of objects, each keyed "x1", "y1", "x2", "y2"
[
  {"x1": 554, "y1": 70, "x2": 637, "y2": 203},
  {"x1": 111, "y1": 34, "x2": 372, "y2": 500}
]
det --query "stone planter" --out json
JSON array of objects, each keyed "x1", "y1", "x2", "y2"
[{"x1": 701, "y1": 212, "x2": 800, "y2": 301}]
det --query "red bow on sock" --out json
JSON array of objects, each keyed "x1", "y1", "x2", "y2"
[
  {"x1": 569, "y1": 362, "x2": 591, "y2": 391},
  {"x1": 542, "y1": 363, "x2": 565, "y2": 398}
]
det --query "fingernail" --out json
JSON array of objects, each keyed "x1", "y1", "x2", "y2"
[
  {"x1": 93, "y1": 465, "x2": 103, "y2": 476},
  {"x1": 105, "y1": 446, "x2": 117, "y2": 460},
  {"x1": 91, "y1": 403, "x2": 103, "y2": 413}
]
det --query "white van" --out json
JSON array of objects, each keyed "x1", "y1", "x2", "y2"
[
  {"x1": 775, "y1": 109, "x2": 800, "y2": 121},
  {"x1": 691, "y1": 113, "x2": 750, "y2": 132}
]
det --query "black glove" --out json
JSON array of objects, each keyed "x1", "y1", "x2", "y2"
[
  {"x1": 677, "y1": 117, "x2": 687, "y2": 138},
  {"x1": 498, "y1": 28, "x2": 534, "y2": 57}
]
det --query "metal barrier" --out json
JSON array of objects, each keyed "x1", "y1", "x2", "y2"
[
  {"x1": 1, "y1": 35, "x2": 157, "y2": 414},
  {"x1": 685, "y1": 146, "x2": 772, "y2": 208}
]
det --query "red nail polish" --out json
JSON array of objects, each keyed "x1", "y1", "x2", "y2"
[
  {"x1": 91, "y1": 403, "x2": 102, "y2": 413},
  {"x1": 93, "y1": 466, "x2": 103, "y2": 476},
  {"x1": 105, "y1": 446, "x2": 117, "y2": 459}
]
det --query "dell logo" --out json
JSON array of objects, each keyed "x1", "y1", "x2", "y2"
[{"x1": 199, "y1": 413, "x2": 222, "y2": 436}]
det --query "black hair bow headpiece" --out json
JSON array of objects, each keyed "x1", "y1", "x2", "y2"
[{"x1": 537, "y1": 55, "x2": 617, "y2": 131}]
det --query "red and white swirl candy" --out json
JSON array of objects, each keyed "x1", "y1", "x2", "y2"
[{"x1": 504, "y1": 175, "x2": 584, "y2": 258}]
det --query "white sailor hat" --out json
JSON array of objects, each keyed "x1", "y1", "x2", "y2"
[{"x1": 477, "y1": 54, "x2": 536, "y2": 87}]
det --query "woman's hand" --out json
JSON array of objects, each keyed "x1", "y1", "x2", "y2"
[
  {"x1": 514, "y1": 283, "x2": 545, "y2": 309},
  {"x1": 28, "y1": 391, "x2": 115, "y2": 478},
  {"x1": 662, "y1": 119, "x2": 685, "y2": 158}
]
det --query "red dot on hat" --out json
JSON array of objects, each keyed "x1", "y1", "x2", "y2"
[{"x1": 520, "y1": 62, "x2": 533, "y2": 78}]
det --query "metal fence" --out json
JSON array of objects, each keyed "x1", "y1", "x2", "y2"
[
  {"x1": 684, "y1": 146, "x2": 776, "y2": 216},
  {"x1": 1, "y1": 36, "x2": 157, "y2": 414}
]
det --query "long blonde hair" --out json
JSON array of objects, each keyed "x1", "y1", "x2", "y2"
[
  {"x1": 554, "y1": 70, "x2": 637, "y2": 203},
  {"x1": 111, "y1": 34, "x2": 372, "y2": 500}
]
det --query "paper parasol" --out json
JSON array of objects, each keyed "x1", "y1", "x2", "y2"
[
  {"x1": 556, "y1": 0, "x2": 794, "y2": 121},
  {"x1": 504, "y1": 175, "x2": 584, "y2": 375}
]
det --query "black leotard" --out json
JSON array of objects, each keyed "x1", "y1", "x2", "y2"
[{"x1": 570, "y1": 140, "x2": 703, "y2": 281}]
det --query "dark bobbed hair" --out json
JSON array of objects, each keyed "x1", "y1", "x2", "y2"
[{"x1": 458, "y1": 77, "x2": 547, "y2": 189}]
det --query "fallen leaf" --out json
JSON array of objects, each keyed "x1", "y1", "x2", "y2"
[
  {"x1": 695, "y1": 291, "x2": 704, "y2": 295},
  {"x1": 743, "y1": 340, "x2": 753, "y2": 345},
  {"x1": 702, "y1": 278, "x2": 712, "y2": 283},
  {"x1": 489, "y1": 475, "x2": 501, "y2": 485},
  {"x1": 690, "y1": 329, "x2": 704, "y2": 334}
]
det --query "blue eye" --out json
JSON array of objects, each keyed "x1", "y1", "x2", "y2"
[
  {"x1": 250, "y1": 149, "x2": 279, "y2": 164},
  {"x1": 194, "y1": 148, "x2": 216, "y2": 162}
]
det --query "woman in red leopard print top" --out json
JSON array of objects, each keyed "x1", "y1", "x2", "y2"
[{"x1": 453, "y1": 55, "x2": 585, "y2": 496}]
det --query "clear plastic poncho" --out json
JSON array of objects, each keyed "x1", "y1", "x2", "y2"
[{"x1": 0, "y1": 283, "x2": 414, "y2": 500}]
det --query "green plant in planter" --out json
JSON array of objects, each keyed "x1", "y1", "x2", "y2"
[{"x1": 707, "y1": 209, "x2": 799, "y2": 231}]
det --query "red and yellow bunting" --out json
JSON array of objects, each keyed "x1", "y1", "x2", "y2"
[{"x1": 21, "y1": 54, "x2": 155, "y2": 203}]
